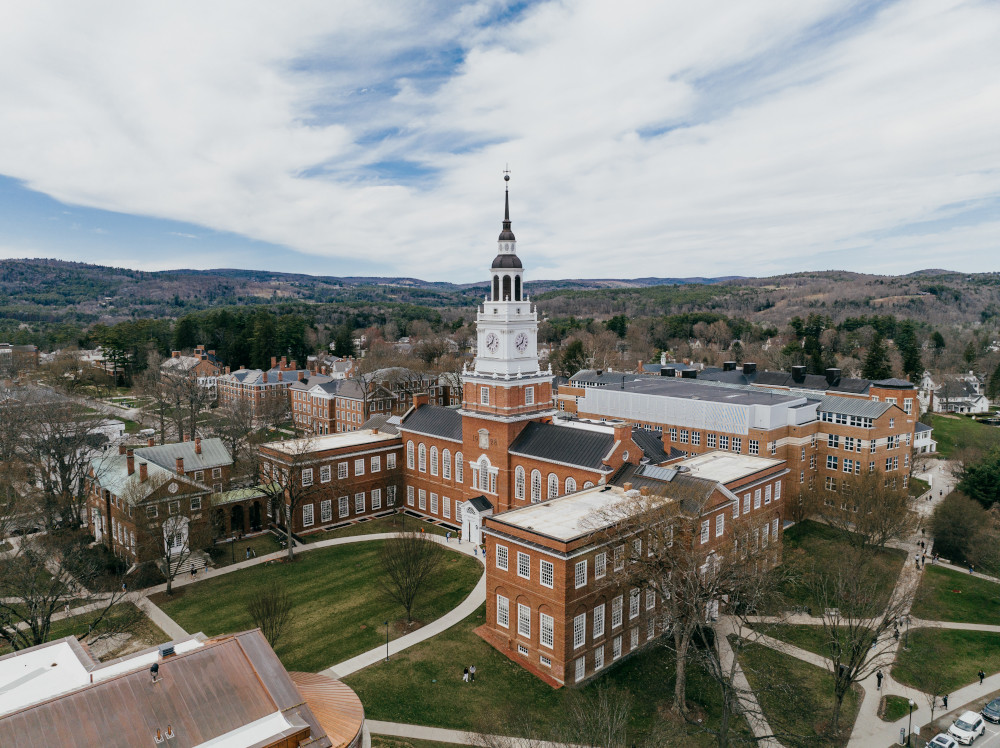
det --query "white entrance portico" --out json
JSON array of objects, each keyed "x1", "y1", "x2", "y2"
[{"x1": 460, "y1": 495, "x2": 493, "y2": 545}]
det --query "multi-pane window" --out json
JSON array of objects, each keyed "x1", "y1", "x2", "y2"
[
  {"x1": 525, "y1": 386, "x2": 534, "y2": 405},
  {"x1": 320, "y1": 465, "x2": 331, "y2": 483},
  {"x1": 430, "y1": 447, "x2": 438, "y2": 476},
  {"x1": 418, "y1": 444, "x2": 426, "y2": 472},
  {"x1": 371, "y1": 455, "x2": 381, "y2": 473},
  {"x1": 594, "y1": 645, "x2": 605, "y2": 670},
  {"x1": 648, "y1": 617, "x2": 656, "y2": 640},
  {"x1": 339, "y1": 462, "x2": 349, "y2": 480},
  {"x1": 518, "y1": 551, "x2": 531, "y2": 579},
  {"x1": 754, "y1": 489, "x2": 762, "y2": 509},
  {"x1": 630, "y1": 627, "x2": 639, "y2": 650},
  {"x1": 301, "y1": 468, "x2": 313, "y2": 487},
  {"x1": 595, "y1": 552, "x2": 607, "y2": 578},
  {"x1": 593, "y1": 604, "x2": 605, "y2": 637},
  {"x1": 575, "y1": 560, "x2": 587, "y2": 588},
  {"x1": 612, "y1": 635, "x2": 622, "y2": 660},
  {"x1": 418, "y1": 490, "x2": 426, "y2": 511},
  {"x1": 715, "y1": 513, "x2": 724, "y2": 537},
  {"x1": 497, "y1": 595, "x2": 509, "y2": 627},
  {"x1": 190, "y1": 497, "x2": 202, "y2": 511},
  {"x1": 442, "y1": 496, "x2": 450, "y2": 517},
  {"x1": 481, "y1": 387, "x2": 490, "y2": 405},
  {"x1": 629, "y1": 588, "x2": 640, "y2": 619},
  {"x1": 720, "y1": 435, "x2": 730, "y2": 450},
  {"x1": 531, "y1": 471, "x2": 541, "y2": 503},
  {"x1": 517, "y1": 604, "x2": 530, "y2": 637},
  {"x1": 496, "y1": 545, "x2": 509, "y2": 571},
  {"x1": 387, "y1": 485, "x2": 396, "y2": 506},
  {"x1": 765, "y1": 485, "x2": 772, "y2": 504},
  {"x1": 575, "y1": 656, "x2": 585, "y2": 682},
  {"x1": 646, "y1": 588, "x2": 656, "y2": 610},
  {"x1": 749, "y1": 439, "x2": 759, "y2": 455},
  {"x1": 540, "y1": 613, "x2": 554, "y2": 648},
  {"x1": 430, "y1": 493, "x2": 439, "y2": 514},
  {"x1": 744, "y1": 493, "x2": 751, "y2": 514},
  {"x1": 355, "y1": 493, "x2": 365, "y2": 513},
  {"x1": 775, "y1": 481, "x2": 782, "y2": 500},
  {"x1": 733, "y1": 496, "x2": 740, "y2": 518},
  {"x1": 573, "y1": 613, "x2": 586, "y2": 649},
  {"x1": 547, "y1": 473, "x2": 558, "y2": 499},
  {"x1": 614, "y1": 545, "x2": 625, "y2": 571},
  {"x1": 691, "y1": 431, "x2": 701, "y2": 446},
  {"x1": 168, "y1": 500, "x2": 180, "y2": 515},
  {"x1": 303, "y1": 503, "x2": 314, "y2": 527},
  {"x1": 406, "y1": 486, "x2": 414, "y2": 506},
  {"x1": 732, "y1": 437, "x2": 741, "y2": 452},
  {"x1": 387, "y1": 453, "x2": 396, "y2": 470},
  {"x1": 320, "y1": 499, "x2": 332, "y2": 523},
  {"x1": 669, "y1": 428, "x2": 677, "y2": 442},
  {"x1": 707, "y1": 433, "x2": 717, "y2": 448},
  {"x1": 679, "y1": 429, "x2": 689, "y2": 444},
  {"x1": 540, "y1": 560, "x2": 554, "y2": 588},
  {"x1": 514, "y1": 467, "x2": 525, "y2": 500},
  {"x1": 565, "y1": 477, "x2": 577, "y2": 493},
  {"x1": 339, "y1": 496, "x2": 349, "y2": 517},
  {"x1": 762, "y1": 521, "x2": 769, "y2": 548},
  {"x1": 612, "y1": 596, "x2": 623, "y2": 628},
  {"x1": 442, "y1": 450, "x2": 451, "y2": 479},
  {"x1": 700, "y1": 519, "x2": 710, "y2": 544},
  {"x1": 456, "y1": 453, "x2": 463, "y2": 483}
]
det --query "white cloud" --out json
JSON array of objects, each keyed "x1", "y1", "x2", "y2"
[{"x1": 0, "y1": 0, "x2": 998, "y2": 281}]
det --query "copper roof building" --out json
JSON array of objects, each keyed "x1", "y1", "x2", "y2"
[{"x1": 0, "y1": 630, "x2": 364, "y2": 748}]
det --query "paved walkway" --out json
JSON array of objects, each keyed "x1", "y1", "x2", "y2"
[{"x1": 367, "y1": 719, "x2": 584, "y2": 747}]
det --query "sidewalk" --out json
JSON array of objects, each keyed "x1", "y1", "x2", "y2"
[{"x1": 367, "y1": 719, "x2": 584, "y2": 747}]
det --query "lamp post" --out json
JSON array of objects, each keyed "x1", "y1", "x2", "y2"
[
  {"x1": 904, "y1": 614, "x2": 910, "y2": 649},
  {"x1": 907, "y1": 699, "x2": 915, "y2": 746},
  {"x1": 384, "y1": 620, "x2": 390, "y2": 662}
]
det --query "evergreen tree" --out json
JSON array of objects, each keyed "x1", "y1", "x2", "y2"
[
  {"x1": 896, "y1": 321, "x2": 922, "y2": 382},
  {"x1": 964, "y1": 340, "x2": 978, "y2": 366},
  {"x1": 988, "y1": 361, "x2": 1000, "y2": 401},
  {"x1": 558, "y1": 339, "x2": 588, "y2": 377},
  {"x1": 862, "y1": 334, "x2": 892, "y2": 380},
  {"x1": 930, "y1": 330, "x2": 946, "y2": 356},
  {"x1": 332, "y1": 325, "x2": 355, "y2": 358}
]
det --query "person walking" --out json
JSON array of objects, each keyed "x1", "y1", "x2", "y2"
[
  {"x1": 463, "y1": 667, "x2": 469, "y2": 683},
  {"x1": 446, "y1": 531, "x2": 451, "y2": 543},
  {"x1": 246, "y1": 546, "x2": 251, "y2": 560},
  {"x1": 470, "y1": 664, "x2": 476, "y2": 682},
  {"x1": 876, "y1": 670, "x2": 884, "y2": 691},
  {"x1": 979, "y1": 669, "x2": 986, "y2": 685},
  {"x1": 943, "y1": 694, "x2": 949, "y2": 709}
]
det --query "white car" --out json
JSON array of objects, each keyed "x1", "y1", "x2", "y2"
[
  {"x1": 949, "y1": 711, "x2": 986, "y2": 745},
  {"x1": 929, "y1": 734, "x2": 958, "y2": 748}
]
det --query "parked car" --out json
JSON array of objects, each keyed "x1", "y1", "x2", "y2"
[
  {"x1": 949, "y1": 711, "x2": 986, "y2": 745},
  {"x1": 929, "y1": 734, "x2": 958, "y2": 748},
  {"x1": 982, "y1": 698, "x2": 1000, "y2": 723}
]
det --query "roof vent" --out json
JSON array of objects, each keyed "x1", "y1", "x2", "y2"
[
  {"x1": 681, "y1": 369, "x2": 697, "y2": 379},
  {"x1": 675, "y1": 465, "x2": 690, "y2": 473},
  {"x1": 825, "y1": 368, "x2": 841, "y2": 386},
  {"x1": 662, "y1": 366, "x2": 676, "y2": 378},
  {"x1": 159, "y1": 644, "x2": 175, "y2": 658},
  {"x1": 791, "y1": 365, "x2": 806, "y2": 382},
  {"x1": 723, "y1": 361, "x2": 737, "y2": 372}
]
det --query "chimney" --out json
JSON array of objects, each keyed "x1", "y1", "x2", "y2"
[
  {"x1": 681, "y1": 369, "x2": 698, "y2": 379},
  {"x1": 278, "y1": 370, "x2": 283, "y2": 382},
  {"x1": 183, "y1": 434, "x2": 190, "y2": 442},
  {"x1": 321, "y1": 365, "x2": 327, "y2": 375},
  {"x1": 126, "y1": 449, "x2": 135, "y2": 475},
  {"x1": 290, "y1": 360, "x2": 297, "y2": 370},
  {"x1": 612, "y1": 421, "x2": 631, "y2": 449},
  {"x1": 148, "y1": 437, "x2": 155, "y2": 447},
  {"x1": 640, "y1": 486, "x2": 649, "y2": 496},
  {"x1": 225, "y1": 366, "x2": 230, "y2": 374},
  {"x1": 742, "y1": 362, "x2": 757, "y2": 376},
  {"x1": 195, "y1": 345, "x2": 203, "y2": 354},
  {"x1": 660, "y1": 351, "x2": 667, "y2": 365},
  {"x1": 171, "y1": 351, "x2": 180, "y2": 358},
  {"x1": 176, "y1": 457, "x2": 184, "y2": 475},
  {"x1": 723, "y1": 361, "x2": 737, "y2": 372},
  {"x1": 200, "y1": 354, "x2": 207, "y2": 360},
  {"x1": 271, "y1": 356, "x2": 277, "y2": 368},
  {"x1": 195, "y1": 437, "x2": 202, "y2": 455},
  {"x1": 791, "y1": 365, "x2": 806, "y2": 382},
  {"x1": 623, "y1": 482, "x2": 633, "y2": 492},
  {"x1": 637, "y1": 360, "x2": 643, "y2": 373},
  {"x1": 372, "y1": 427, "x2": 379, "y2": 435},
  {"x1": 208, "y1": 350, "x2": 215, "y2": 356},
  {"x1": 825, "y1": 367, "x2": 841, "y2": 386},
  {"x1": 139, "y1": 462, "x2": 148, "y2": 482},
  {"x1": 661, "y1": 366, "x2": 676, "y2": 378},
  {"x1": 119, "y1": 444, "x2": 127, "y2": 455},
  {"x1": 413, "y1": 391, "x2": 429, "y2": 409},
  {"x1": 298, "y1": 371, "x2": 304, "y2": 381}
]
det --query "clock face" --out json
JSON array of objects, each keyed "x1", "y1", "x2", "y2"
[
  {"x1": 485, "y1": 333, "x2": 499, "y2": 353},
  {"x1": 515, "y1": 332, "x2": 529, "y2": 353},
  {"x1": 168, "y1": 482, "x2": 178, "y2": 494}
]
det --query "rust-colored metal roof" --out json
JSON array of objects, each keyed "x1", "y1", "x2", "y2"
[
  {"x1": 290, "y1": 672, "x2": 364, "y2": 748},
  {"x1": 0, "y1": 630, "x2": 333, "y2": 748}
]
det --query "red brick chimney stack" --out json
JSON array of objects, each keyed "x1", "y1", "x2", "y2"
[
  {"x1": 126, "y1": 449, "x2": 135, "y2": 476},
  {"x1": 119, "y1": 444, "x2": 127, "y2": 455},
  {"x1": 139, "y1": 462, "x2": 148, "y2": 482},
  {"x1": 413, "y1": 392, "x2": 429, "y2": 409},
  {"x1": 176, "y1": 457, "x2": 184, "y2": 475},
  {"x1": 148, "y1": 437, "x2": 155, "y2": 447},
  {"x1": 195, "y1": 437, "x2": 202, "y2": 455}
]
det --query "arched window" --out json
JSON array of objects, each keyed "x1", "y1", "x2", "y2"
[
  {"x1": 515, "y1": 467, "x2": 526, "y2": 500},
  {"x1": 418, "y1": 444, "x2": 426, "y2": 473},
  {"x1": 502, "y1": 275, "x2": 511, "y2": 301},
  {"x1": 430, "y1": 447, "x2": 438, "y2": 476},
  {"x1": 565, "y1": 477, "x2": 577, "y2": 494},
  {"x1": 479, "y1": 457, "x2": 490, "y2": 492},
  {"x1": 547, "y1": 473, "x2": 559, "y2": 499},
  {"x1": 492, "y1": 275, "x2": 500, "y2": 301},
  {"x1": 583, "y1": 481, "x2": 595, "y2": 489},
  {"x1": 531, "y1": 470, "x2": 542, "y2": 503},
  {"x1": 443, "y1": 449, "x2": 452, "y2": 480},
  {"x1": 456, "y1": 453, "x2": 464, "y2": 484},
  {"x1": 406, "y1": 441, "x2": 414, "y2": 470},
  {"x1": 514, "y1": 275, "x2": 521, "y2": 301}
]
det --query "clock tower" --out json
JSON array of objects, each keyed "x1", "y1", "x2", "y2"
[{"x1": 459, "y1": 173, "x2": 555, "y2": 511}]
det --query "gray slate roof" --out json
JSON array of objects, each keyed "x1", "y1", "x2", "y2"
[
  {"x1": 136, "y1": 438, "x2": 232, "y2": 472},
  {"x1": 359, "y1": 414, "x2": 401, "y2": 435},
  {"x1": 569, "y1": 370, "x2": 647, "y2": 387},
  {"x1": 399, "y1": 405, "x2": 463, "y2": 442},
  {"x1": 467, "y1": 495, "x2": 493, "y2": 513},
  {"x1": 914, "y1": 422, "x2": 933, "y2": 433},
  {"x1": 509, "y1": 422, "x2": 613, "y2": 470},
  {"x1": 871, "y1": 378, "x2": 915, "y2": 388},
  {"x1": 629, "y1": 427, "x2": 672, "y2": 465},
  {"x1": 700, "y1": 368, "x2": 875, "y2": 395},
  {"x1": 817, "y1": 395, "x2": 893, "y2": 419}
]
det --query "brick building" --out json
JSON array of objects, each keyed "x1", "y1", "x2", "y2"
[
  {"x1": 161, "y1": 345, "x2": 225, "y2": 400},
  {"x1": 478, "y1": 450, "x2": 787, "y2": 686},
  {"x1": 85, "y1": 437, "x2": 234, "y2": 564},
  {"x1": 216, "y1": 357, "x2": 310, "y2": 417},
  {"x1": 0, "y1": 343, "x2": 39, "y2": 376},
  {"x1": 257, "y1": 426, "x2": 404, "y2": 536}
]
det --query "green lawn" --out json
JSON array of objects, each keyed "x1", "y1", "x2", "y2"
[
  {"x1": 372, "y1": 739, "x2": 461, "y2": 748},
  {"x1": 302, "y1": 512, "x2": 450, "y2": 542},
  {"x1": 345, "y1": 604, "x2": 749, "y2": 745},
  {"x1": 893, "y1": 628, "x2": 1000, "y2": 693},
  {"x1": 777, "y1": 521, "x2": 905, "y2": 612},
  {"x1": 911, "y1": 564, "x2": 1000, "y2": 624},
  {"x1": 909, "y1": 476, "x2": 930, "y2": 497},
  {"x1": 879, "y1": 695, "x2": 911, "y2": 722},
  {"x1": 0, "y1": 603, "x2": 168, "y2": 657},
  {"x1": 739, "y1": 642, "x2": 861, "y2": 747},
  {"x1": 152, "y1": 541, "x2": 482, "y2": 672},
  {"x1": 923, "y1": 414, "x2": 1000, "y2": 458},
  {"x1": 209, "y1": 533, "x2": 284, "y2": 567},
  {"x1": 751, "y1": 623, "x2": 857, "y2": 660}
]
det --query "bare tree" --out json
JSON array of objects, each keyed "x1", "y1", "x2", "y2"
[
  {"x1": 257, "y1": 435, "x2": 321, "y2": 561},
  {"x1": 377, "y1": 531, "x2": 443, "y2": 623},
  {"x1": 803, "y1": 549, "x2": 912, "y2": 733},
  {"x1": 138, "y1": 353, "x2": 173, "y2": 443},
  {"x1": 802, "y1": 471, "x2": 917, "y2": 549},
  {"x1": 0, "y1": 533, "x2": 138, "y2": 651},
  {"x1": 210, "y1": 398, "x2": 257, "y2": 484},
  {"x1": 245, "y1": 581, "x2": 293, "y2": 648}
]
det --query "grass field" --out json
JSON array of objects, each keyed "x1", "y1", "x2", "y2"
[
  {"x1": 739, "y1": 642, "x2": 861, "y2": 747},
  {"x1": 893, "y1": 628, "x2": 1000, "y2": 693},
  {"x1": 371, "y1": 739, "x2": 461, "y2": 748},
  {"x1": 778, "y1": 521, "x2": 905, "y2": 612},
  {"x1": 909, "y1": 476, "x2": 930, "y2": 497},
  {"x1": 879, "y1": 695, "x2": 911, "y2": 722},
  {"x1": 923, "y1": 414, "x2": 1000, "y2": 458},
  {"x1": 152, "y1": 540, "x2": 482, "y2": 672},
  {"x1": 345, "y1": 604, "x2": 750, "y2": 745},
  {"x1": 209, "y1": 532, "x2": 284, "y2": 567},
  {"x1": 303, "y1": 512, "x2": 450, "y2": 542},
  {"x1": 751, "y1": 623, "x2": 861, "y2": 660},
  {"x1": 911, "y1": 565, "x2": 1000, "y2": 624}
]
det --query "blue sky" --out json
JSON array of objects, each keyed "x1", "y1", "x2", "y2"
[{"x1": 0, "y1": 0, "x2": 998, "y2": 282}]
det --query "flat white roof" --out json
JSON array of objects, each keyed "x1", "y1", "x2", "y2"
[
  {"x1": 264, "y1": 428, "x2": 398, "y2": 455},
  {"x1": 490, "y1": 485, "x2": 659, "y2": 541},
  {"x1": 0, "y1": 641, "x2": 90, "y2": 717},
  {"x1": 195, "y1": 712, "x2": 292, "y2": 748},
  {"x1": 91, "y1": 638, "x2": 202, "y2": 682},
  {"x1": 674, "y1": 450, "x2": 783, "y2": 484}
]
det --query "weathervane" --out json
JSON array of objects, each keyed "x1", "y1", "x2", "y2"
[{"x1": 503, "y1": 165, "x2": 510, "y2": 183}]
